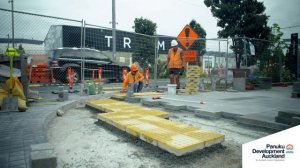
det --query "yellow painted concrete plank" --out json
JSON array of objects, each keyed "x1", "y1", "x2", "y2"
[
  {"x1": 138, "y1": 116, "x2": 199, "y2": 133},
  {"x1": 127, "y1": 123, "x2": 205, "y2": 156},
  {"x1": 183, "y1": 130, "x2": 225, "y2": 147},
  {"x1": 93, "y1": 98, "x2": 224, "y2": 156},
  {"x1": 112, "y1": 92, "x2": 163, "y2": 99}
]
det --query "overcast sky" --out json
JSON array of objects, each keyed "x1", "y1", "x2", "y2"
[{"x1": 0, "y1": 0, "x2": 299, "y2": 39}]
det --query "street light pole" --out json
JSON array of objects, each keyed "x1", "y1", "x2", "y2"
[
  {"x1": 112, "y1": 0, "x2": 116, "y2": 61},
  {"x1": 8, "y1": 0, "x2": 14, "y2": 48},
  {"x1": 7, "y1": 34, "x2": 10, "y2": 48}
]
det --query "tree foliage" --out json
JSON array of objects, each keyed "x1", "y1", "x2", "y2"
[
  {"x1": 268, "y1": 24, "x2": 291, "y2": 82},
  {"x1": 188, "y1": 19, "x2": 207, "y2": 66},
  {"x1": 204, "y1": 0, "x2": 271, "y2": 68},
  {"x1": 132, "y1": 17, "x2": 157, "y2": 69}
]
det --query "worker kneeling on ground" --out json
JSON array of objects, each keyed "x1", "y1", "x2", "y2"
[
  {"x1": 122, "y1": 64, "x2": 144, "y2": 93},
  {"x1": 167, "y1": 39, "x2": 186, "y2": 89}
]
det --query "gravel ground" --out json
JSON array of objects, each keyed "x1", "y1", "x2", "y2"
[{"x1": 46, "y1": 105, "x2": 273, "y2": 168}]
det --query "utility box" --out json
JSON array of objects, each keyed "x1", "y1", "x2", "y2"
[{"x1": 233, "y1": 69, "x2": 247, "y2": 91}]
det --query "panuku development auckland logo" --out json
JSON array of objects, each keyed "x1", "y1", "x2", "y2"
[
  {"x1": 286, "y1": 144, "x2": 294, "y2": 154},
  {"x1": 251, "y1": 144, "x2": 294, "y2": 161}
]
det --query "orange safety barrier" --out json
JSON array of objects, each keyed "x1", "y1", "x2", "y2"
[
  {"x1": 26, "y1": 64, "x2": 50, "y2": 83},
  {"x1": 98, "y1": 67, "x2": 103, "y2": 82},
  {"x1": 145, "y1": 68, "x2": 150, "y2": 87},
  {"x1": 67, "y1": 67, "x2": 74, "y2": 91},
  {"x1": 122, "y1": 68, "x2": 128, "y2": 82},
  {"x1": 50, "y1": 68, "x2": 56, "y2": 83}
]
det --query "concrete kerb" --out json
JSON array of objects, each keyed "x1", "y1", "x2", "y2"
[
  {"x1": 236, "y1": 116, "x2": 291, "y2": 131},
  {"x1": 140, "y1": 98, "x2": 291, "y2": 131},
  {"x1": 221, "y1": 112, "x2": 243, "y2": 120},
  {"x1": 194, "y1": 109, "x2": 222, "y2": 120},
  {"x1": 84, "y1": 95, "x2": 292, "y2": 132}
]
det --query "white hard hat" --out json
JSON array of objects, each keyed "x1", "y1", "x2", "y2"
[{"x1": 171, "y1": 40, "x2": 178, "y2": 47}]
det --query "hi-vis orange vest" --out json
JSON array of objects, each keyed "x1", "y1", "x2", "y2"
[
  {"x1": 168, "y1": 48, "x2": 184, "y2": 69},
  {"x1": 122, "y1": 71, "x2": 144, "y2": 89}
]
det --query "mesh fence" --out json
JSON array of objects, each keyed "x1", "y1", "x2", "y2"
[
  {"x1": 1, "y1": 8, "x2": 293, "y2": 91},
  {"x1": 0, "y1": 9, "x2": 82, "y2": 84}
]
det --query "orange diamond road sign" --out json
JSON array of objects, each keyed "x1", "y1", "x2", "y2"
[
  {"x1": 177, "y1": 25, "x2": 199, "y2": 50},
  {"x1": 184, "y1": 50, "x2": 197, "y2": 62}
]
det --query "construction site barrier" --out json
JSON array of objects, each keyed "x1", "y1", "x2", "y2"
[
  {"x1": 145, "y1": 68, "x2": 150, "y2": 87},
  {"x1": 67, "y1": 67, "x2": 74, "y2": 91},
  {"x1": 26, "y1": 64, "x2": 50, "y2": 83},
  {"x1": 98, "y1": 67, "x2": 102, "y2": 82},
  {"x1": 122, "y1": 68, "x2": 128, "y2": 82}
]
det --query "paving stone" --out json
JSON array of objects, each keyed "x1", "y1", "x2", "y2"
[
  {"x1": 0, "y1": 140, "x2": 10, "y2": 147},
  {"x1": 164, "y1": 104, "x2": 186, "y2": 111},
  {"x1": 125, "y1": 97, "x2": 141, "y2": 103},
  {"x1": 9, "y1": 151, "x2": 24, "y2": 157},
  {"x1": 0, "y1": 164, "x2": 8, "y2": 168},
  {"x1": 291, "y1": 92, "x2": 300, "y2": 98},
  {"x1": 30, "y1": 143, "x2": 54, "y2": 151},
  {"x1": 8, "y1": 160, "x2": 26, "y2": 167},
  {"x1": 194, "y1": 109, "x2": 222, "y2": 119},
  {"x1": 9, "y1": 147, "x2": 24, "y2": 153},
  {"x1": 291, "y1": 117, "x2": 300, "y2": 126},
  {"x1": 10, "y1": 140, "x2": 23, "y2": 146},
  {"x1": 9, "y1": 154, "x2": 24, "y2": 162},
  {"x1": 57, "y1": 90, "x2": 69, "y2": 102},
  {"x1": 23, "y1": 140, "x2": 35, "y2": 146},
  {"x1": 0, "y1": 154, "x2": 9, "y2": 166},
  {"x1": 278, "y1": 110, "x2": 300, "y2": 118},
  {"x1": 292, "y1": 82, "x2": 300, "y2": 92},
  {"x1": 275, "y1": 116, "x2": 291, "y2": 125},
  {"x1": 141, "y1": 99, "x2": 160, "y2": 107},
  {"x1": 31, "y1": 150, "x2": 57, "y2": 168},
  {"x1": 9, "y1": 164, "x2": 27, "y2": 168},
  {"x1": 0, "y1": 149, "x2": 9, "y2": 155},
  {"x1": 221, "y1": 112, "x2": 243, "y2": 120}
]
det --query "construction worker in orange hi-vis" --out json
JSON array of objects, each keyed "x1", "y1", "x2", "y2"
[
  {"x1": 122, "y1": 64, "x2": 144, "y2": 93},
  {"x1": 167, "y1": 39, "x2": 186, "y2": 89}
]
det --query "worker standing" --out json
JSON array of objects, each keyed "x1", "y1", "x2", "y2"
[
  {"x1": 167, "y1": 40, "x2": 186, "y2": 89},
  {"x1": 122, "y1": 64, "x2": 144, "y2": 93}
]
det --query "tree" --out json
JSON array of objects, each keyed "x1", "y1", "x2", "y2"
[
  {"x1": 132, "y1": 17, "x2": 157, "y2": 69},
  {"x1": 204, "y1": 0, "x2": 271, "y2": 68},
  {"x1": 189, "y1": 20, "x2": 207, "y2": 66},
  {"x1": 268, "y1": 24, "x2": 291, "y2": 82}
]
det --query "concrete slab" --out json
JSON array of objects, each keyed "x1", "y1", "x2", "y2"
[
  {"x1": 132, "y1": 87, "x2": 298, "y2": 131},
  {"x1": 156, "y1": 87, "x2": 298, "y2": 117},
  {"x1": 30, "y1": 143, "x2": 54, "y2": 151},
  {"x1": 111, "y1": 92, "x2": 163, "y2": 100},
  {"x1": 278, "y1": 110, "x2": 300, "y2": 118},
  {"x1": 194, "y1": 109, "x2": 222, "y2": 119},
  {"x1": 124, "y1": 97, "x2": 141, "y2": 103},
  {"x1": 237, "y1": 111, "x2": 291, "y2": 131},
  {"x1": 141, "y1": 99, "x2": 161, "y2": 107},
  {"x1": 292, "y1": 82, "x2": 300, "y2": 92},
  {"x1": 164, "y1": 104, "x2": 187, "y2": 111},
  {"x1": 31, "y1": 150, "x2": 57, "y2": 168},
  {"x1": 275, "y1": 116, "x2": 291, "y2": 125},
  {"x1": 94, "y1": 98, "x2": 225, "y2": 156},
  {"x1": 291, "y1": 117, "x2": 300, "y2": 126}
]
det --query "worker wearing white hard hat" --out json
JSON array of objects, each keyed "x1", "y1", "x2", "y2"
[{"x1": 167, "y1": 39, "x2": 186, "y2": 89}]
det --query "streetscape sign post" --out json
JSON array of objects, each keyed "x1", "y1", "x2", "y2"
[
  {"x1": 177, "y1": 25, "x2": 199, "y2": 62},
  {"x1": 177, "y1": 25, "x2": 199, "y2": 50}
]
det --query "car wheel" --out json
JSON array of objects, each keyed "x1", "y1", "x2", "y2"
[{"x1": 65, "y1": 68, "x2": 81, "y2": 83}]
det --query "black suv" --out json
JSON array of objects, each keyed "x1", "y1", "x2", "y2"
[{"x1": 50, "y1": 48, "x2": 126, "y2": 83}]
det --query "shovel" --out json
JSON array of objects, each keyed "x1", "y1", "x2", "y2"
[{"x1": 1, "y1": 48, "x2": 20, "y2": 112}]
